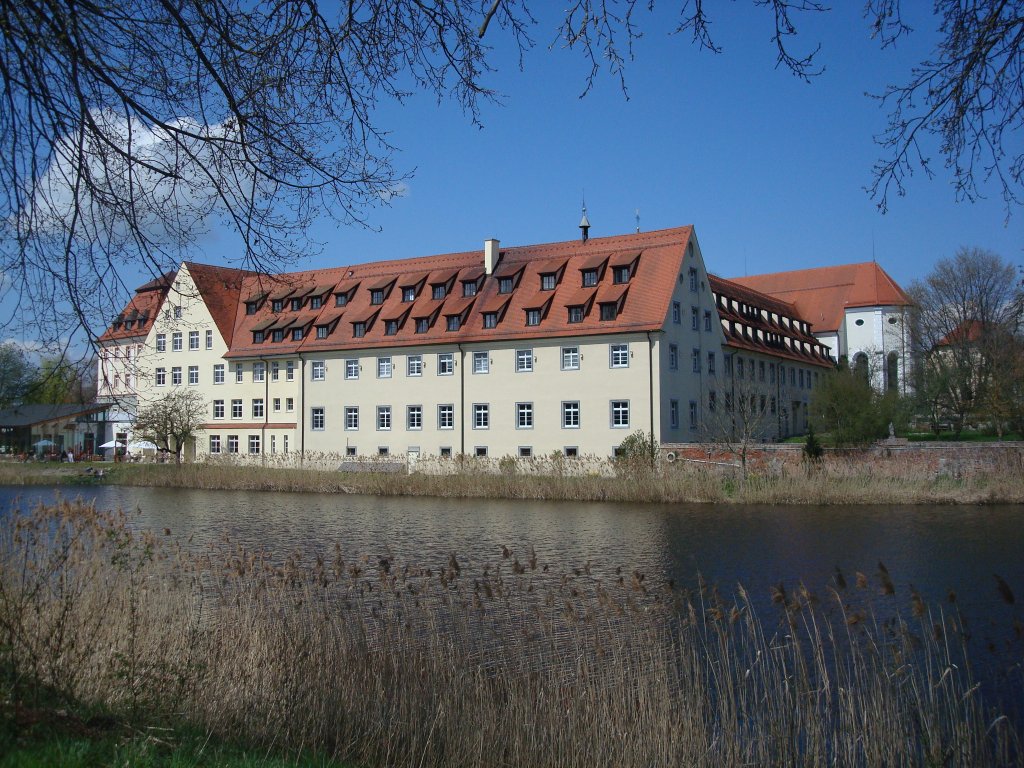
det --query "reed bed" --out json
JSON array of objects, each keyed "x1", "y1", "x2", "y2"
[
  {"x1": 2, "y1": 448, "x2": 1021, "y2": 504},
  {"x1": 2, "y1": 501, "x2": 1021, "y2": 766}
]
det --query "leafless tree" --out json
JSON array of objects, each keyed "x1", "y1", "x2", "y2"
[
  {"x1": 132, "y1": 389, "x2": 207, "y2": 464},
  {"x1": 701, "y1": 372, "x2": 777, "y2": 477},
  {"x1": 909, "y1": 247, "x2": 1024, "y2": 435}
]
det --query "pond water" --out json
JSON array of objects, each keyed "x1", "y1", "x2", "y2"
[{"x1": 2, "y1": 484, "x2": 1021, "y2": 622}]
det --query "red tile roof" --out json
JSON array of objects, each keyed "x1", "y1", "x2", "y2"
[
  {"x1": 185, "y1": 263, "x2": 253, "y2": 347},
  {"x1": 729, "y1": 262, "x2": 911, "y2": 333},
  {"x1": 97, "y1": 271, "x2": 175, "y2": 343}
]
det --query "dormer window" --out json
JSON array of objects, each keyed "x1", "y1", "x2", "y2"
[
  {"x1": 245, "y1": 303, "x2": 258, "y2": 315},
  {"x1": 353, "y1": 322, "x2": 366, "y2": 338},
  {"x1": 525, "y1": 309, "x2": 541, "y2": 326},
  {"x1": 498, "y1": 277, "x2": 514, "y2": 294},
  {"x1": 291, "y1": 328, "x2": 304, "y2": 340},
  {"x1": 291, "y1": 298, "x2": 302, "y2": 311},
  {"x1": 402, "y1": 287, "x2": 416, "y2": 302},
  {"x1": 613, "y1": 266, "x2": 630, "y2": 284},
  {"x1": 600, "y1": 303, "x2": 617, "y2": 321},
  {"x1": 582, "y1": 270, "x2": 598, "y2": 288},
  {"x1": 384, "y1": 319, "x2": 399, "y2": 336},
  {"x1": 462, "y1": 281, "x2": 477, "y2": 297},
  {"x1": 370, "y1": 289, "x2": 385, "y2": 305},
  {"x1": 272, "y1": 299, "x2": 284, "y2": 312},
  {"x1": 432, "y1": 284, "x2": 446, "y2": 300},
  {"x1": 253, "y1": 331, "x2": 264, "y2": 343},
  {"x1": 335, "y1": 294, "x2": 348, "y2": 307},
  {"x1": 310, "y1": 295, "x2": 323, "y2": 309},
  {"x1": 124, "y1": 320, "x2": 134, "y2": 330},
  {"x1": 541, "y1": 273, "x2": 557, "y2": 291},
  {"x1": 446, "y1": 315, "x2": 460, "y2": 331},
  {"x1": 272, "y1": 330, "x2": 284, "y2": 342},
  {"x1": 415, "y1": 318, "x2": 429, "y2": 334},
  {"x1": 568, "y1": 306, "x2": 584, "y2": 323},
  {"x1": 483, "y1": 312, "x2": 497, "y2": 329},
  {"x1": 316, "y1": 325, "x2": 329, "y2": 339}
]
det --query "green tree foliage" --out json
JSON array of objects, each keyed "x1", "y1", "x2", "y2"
[
  {"x1": 811, "y1": 365, "x2": 907, "y2": 447},
  {"x1": 616, "y1": 430, "x2": 657, "y2": 474}
]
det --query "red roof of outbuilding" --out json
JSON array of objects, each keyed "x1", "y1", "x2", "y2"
[{"x1": 729, "y1": 262, "x2": 911, "y2": 333}]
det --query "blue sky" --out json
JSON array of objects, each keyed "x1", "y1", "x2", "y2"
[{"x1": 231, "y1": 2, "x2": 1018, "y2": 292}]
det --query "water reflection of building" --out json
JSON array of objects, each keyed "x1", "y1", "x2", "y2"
[{"x1": 98, "y1": 226, "x2": 835, "y2": 461}]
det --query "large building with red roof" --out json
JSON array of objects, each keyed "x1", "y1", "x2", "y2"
[
  {"x1": 97, "y1": 226, "x2": 834, "y2": 462},
  {"x1": 731, "y1": 262, "x2": 913, "y2": 394}
]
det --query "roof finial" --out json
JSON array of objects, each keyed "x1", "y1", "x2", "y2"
[
  {"x1": 635, "y1": 208, "x2": 640, "y2": 234},
  {"x1": 579, "y1": 193, "x2": 590, "y2": 244}
]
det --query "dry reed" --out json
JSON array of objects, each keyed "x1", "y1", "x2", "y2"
[{"x1": 2, "y1": 500, "x2": 1021, "y2": 766}]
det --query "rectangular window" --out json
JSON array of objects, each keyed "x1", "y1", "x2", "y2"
[
  {"x1": 568, "y1": 306, "x2": 584, "y2": 323},
  {"x1": 270, "y1": 361, "x2": 279, "y2": 381},
  {"x1": 402, "y1": 286, "x2": 416, "y2": 302},
  {"x1": 515, "y1": 349, "x2": 533, "y2": 373},
  {"x1": 213, "y1": 400, "x2": 225, "y2": 419},
  {"x1": 541, "y1": 273, "x2": 557, "y2": 290},
  {"x1": 310, "y1": 295, "x2": 322, "y2": 309},
  {"x1": 725, "y1": 355, "x2": 733, "y2": 376},
  {"x1": 156, "y1": 334, "x2": 166, "y2": 352},
  {"x1": 599, "y1": 304, "x2": 617, "y2": 321},
  {"x1": 610, "y1": 343, "x2": 629, "y2": 368},
  {"x1": 613, "y1": 265, "x2": 630, "y2": 284},
  {"x1": 345, "y1": 406, "x2": 359, "y2": 430},
  {"x1": 231, "y1": 399, "x2": 243, "y2": 419},
  {"x1": 446, "y1": 316, "x2": 460, "y2": 332},
  {"x1": 209, "y1": 435, "x2": 221, "y2": 454},
  {"x1": 525, "y1": 309, "x2": 541, "y2": 326},
  {"x1": 473, "y1": 403, "x2": 489, "y2": 429},
  {"x1": 253, "y1": 331, "x2": 265, "y2": 344},
  {"x1": 475, "y1": 446, "x2": 488, "y2": 458},
  {"x1": 438, "y1": 404, "x2": 454, "y2": 429},
  {"x1": 248, "y1": 435, "x2": 261, "y2": 455},
  {"x1": 669, "y1": 344, "x2": 678, "y2": 370},
  {"x1": 483, "y1": 312, "x2": 498, "y2": 329},
  {"x1": 286, "y1": 397, "x2": 294, "y2": 412},
  {"x1": 272, "y1": 299, "x2": 283, "y2": 312},
  {"x1": 384, "y1": 320, "x2": 398, "y2": 336},
  {"x1": 415, "y1": 317, "x2": 429, "y2": 334},
  {"x1": 689, "y1": 268, "x2": 698, "y2": 292},
  {"x1": 689, "y1": 401, "x2": 698, "y2": 429},
  {"x1": 799, "y1": 369, "x2": 805, "y2": 388},
  {"x1": 155, "y1": 367, "x2": 166, "y2": 386},
  {"x1": 227, "y1": 435, "x2": 239, "y2": 454},
  {"x1": 582, "y1": 269, "x2": 598, "y2": 287},
  {"x1": 291, "y1": 298, "x2": 303, "y2": 311},
  {"x1": 311, "y1": 360, "x2": 325, "y2": 381},
  {"x1": 407, "y1": 355, "x2": 423, "y2": 376},
  {"x1": 516, "y1": 402, "x2": 533, "y2": 429},
  {"x1": 235, "y1": 363, "x2": 244, "y2": 383},
  {"x1": 672, "y1": 302, "x2": 681, "y2": 324},
  {"x1": 273, "y1": 398, "x2": 281, "y2": 412},
  {"x1": 171, "y1": 367, "x2": 182, "y2": 385},
  {"x1": 760, "y1": 361, "x2": 766, "y2": 382},
  {"x1": 473, "y1": 351, "x2": 489, "y2": 374},
  {"x1": 562, "y1": 401, "x2": 580, "y2": 429},
  {"x1": 345, "y1": 359, "x2": 359, "y2": 379},
  {"x1": 564, "y1": 446, "x2": 579, "y2": 458},
  {"x1": 272, "y1": 329, "x2": 284, "y2": 342},
  {"x1": 377, "y1": 406, "x2": 391, "y2": 430},
  {"x1": 432, "y1": 284, "x2": 446, "y2": 300},
  {"x1": 440, "y1": 447, "x2": 452, "y2": 458},
  {"x1": 561, "y1": 346, "x2": 580, "y2": 370},
  {"x1": 709, "y1": 391, "x2": 717, "y2": 412},
  {"x1": 316, "y1": 325, "x2": 329, "y2": 339},
  {"x1": 253, "y1": 362, "x2": 265, "y2": 382},
  {"x1": 189, "y1": 331, "x2": 199, "y2": 350},
  {"x1": 188, "y1": 365, "x2": 199, "y2": 385},
  {"x1": 370, "y1": 289, "x2": 385, "y2": 305},
  {"x1": 172, "y1": 332, "x2": 182, "y2": 351},
  {"x1": 438, "y1": 353, "x2": 454, "y2": 375},
  {"x1": 770, "y1": 363, "x2": 776, "y2": 384},
  {"x1": 291, "y1": 328, "x2": 304, "y2": 341},
  {"x1": 353, "y1": 322, "x2": 366, "y2": 338},
  {"x1": 708, "y1": 352, "x2": 716, "y2": 374},
  {"x1": 611, "y1": 400, "x2": 630, "y2": 428},
  {"x1": 691, "y1": 307, "x2": 699, "y2": 331},
  {"x1": 311, "y1": 407, "x2": 325, "y2": 431},
  {"x1": 704, "y1": 311, "x2": 712, "y2": 332},
  {"x1": 737, "y1": 358, "x2": 744, "y2": 379},
  {"x1": 335, "y1": 294, "x2": 348, "y2": 307},
  {"x1": 377, "y1": 357, "x2": 392, "y2": 378},
  {"x1": 346, "y1": 445, "x2": 357, "y2": 456},
  {"x1": 692, "y1": 349, "x2": 701, "y2": 373},
  {"x1": 252, "y1": 399, "x2": 264, "y2": 419},
  {"x1": 284, "y1": 360, "x2": 294, "y2": 381},
  {"x1": 173, "y1": 305, "x2": 182, "y2": 319},
  {"x1": 519, "y1": 446, "x2": 533, "y2": 458},
  {"x1": 213, "y1": 363, "x2": 224, "y2": 384},
  {"x1": 462, "y1": 281, "x2": 477, "y2": 297},
  {"x1": 407, "y1": 405, "x2": 422, "y2": 430},
  {"x1": 498, "y1": 277, "x2": 514, "y2": 294},
  {"x1": 670, "y1": 399, "x2": 679, "y2": 428},
  {"x1": 790, "y1": 368, "x2": 796, "y2": 387}
]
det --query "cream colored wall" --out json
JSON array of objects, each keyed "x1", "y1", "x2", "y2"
[{"x1": 300, "y1": 333, "x2": 654, "y2": 459}]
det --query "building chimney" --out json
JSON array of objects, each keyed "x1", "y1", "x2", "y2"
[{"x1": 484, "y1": 238, "x2": 499, "y2": 275}]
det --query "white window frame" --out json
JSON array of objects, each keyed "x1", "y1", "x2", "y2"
[
  {"x1": 311, "y1": 407, "x2": 325, "y2": 431},
  {"x1": 213, "y1": 364, "x2": 225, "y2": 384},
  {"x1": 231, "y1": 399, "x2": 243, "y2": 419},
  {"x1": 610, "y1": 400, "x2": 630, "y2": 429},
  {"x1": 377, "y1": 406, "x2": 392, "y2": 431},
  {"x1": 155, "y1": 367, "x2": 166, "y2": 386},
  {"x1": 156, "y1": 334, "x2": 166, "y2": 352},
  {"x1": 189, "y1": 330, "x2": 200, "y2": 350},
  {"x1": 407, "y1": 355, "x2": 423, "y2": 377},
  {"x1": 205, "y1": 329, "x2": 213, "y2": 349},
  {"x1": 473, "y1": 403, "x2": 489, "y2": 429},
  {"x1": 248, "y1": 435, "x2": 261, "y2": 455},
  {"x1": 171, "y1": 367, "x2": 182, "y2": 385},
  {"x1": 610, "y1": 343, "x2": 629, "y2": 368},
  {"x1": 407, "y1": 405, "x2": 422, "y2": 430},
  {"x1": 438, "y1": 353, "x2": 454, "y2": 376},
  {"x1": 472, "y1": 351, "x2": 489, "y2": 374},
  {"x1": 345, "y1": 359, "x2": 359, "y2": 379},
  {"x1": 345, "y1": 406, "x2": 359, "y2": 430},
  {"x1": 561, "y1": 346, "x2": 580, "y2": 371},
  {"x1": 377, "y1": 357, "x2": 392, "y2": 378},
  {"x1": 252, "y1": 399, "x2": 264, "y2": 419},
  {"x1": 516, "y1": 402, "x2": 534, "y2": 429},
  {"x1": 172, "y1": 332, "x2": 182, "y2": 351},
  {"x1": 438, "y1": 404, "x2": 454, "y2": 430},
  {"x1": 311, "y1": 360, "x2": 326, "y2": 381},
  {"x1": 515, "y1": 349, "x2": 533, "y2": 373},
  {"x1": 188, "y1": 365, "x2": 199, "y2": 385},
  {"x1": 562, "y1": 401, "x2": 580, "y2": 429},
  {"x1": 253, "y1": 362, "x2": 266, "y2": 382}
]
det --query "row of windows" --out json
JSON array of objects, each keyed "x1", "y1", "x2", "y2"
[
  {"x1": 212, "y1": 397, "x2": 294, "y2": 419},
  {"x1": 665, "y1": 391, "x2": 783, "y2": 431},
  {"x1": 724, "y1": 356, "x2": 819, "y2": 389},
  {"x1": 306, "y1": 400, "x2": 631, "y2": 432},
  {"x1": 671, "y1": 302, "x2": 714, "y2": 332},
  {"x1": 155, "y1": 330, "x2": 214, "y2": 353},
  {"x1": 209, "y1": 433, "x2": 291, "y2": 455}
]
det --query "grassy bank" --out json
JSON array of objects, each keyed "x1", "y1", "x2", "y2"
[
  {"x1": 2, "y1": 501, "x2": 1022, "y2": 766},
  {"x1": 1, "y1": 450, "x2": 1023, "y2": 504}
]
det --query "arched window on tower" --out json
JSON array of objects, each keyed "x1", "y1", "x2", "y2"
[
  {"x1": 852, "y1": 352, "x2": 869, "y2": 382},
  {"x1": 886, "y1": 352, "x2": 899, "y2": 392}
]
